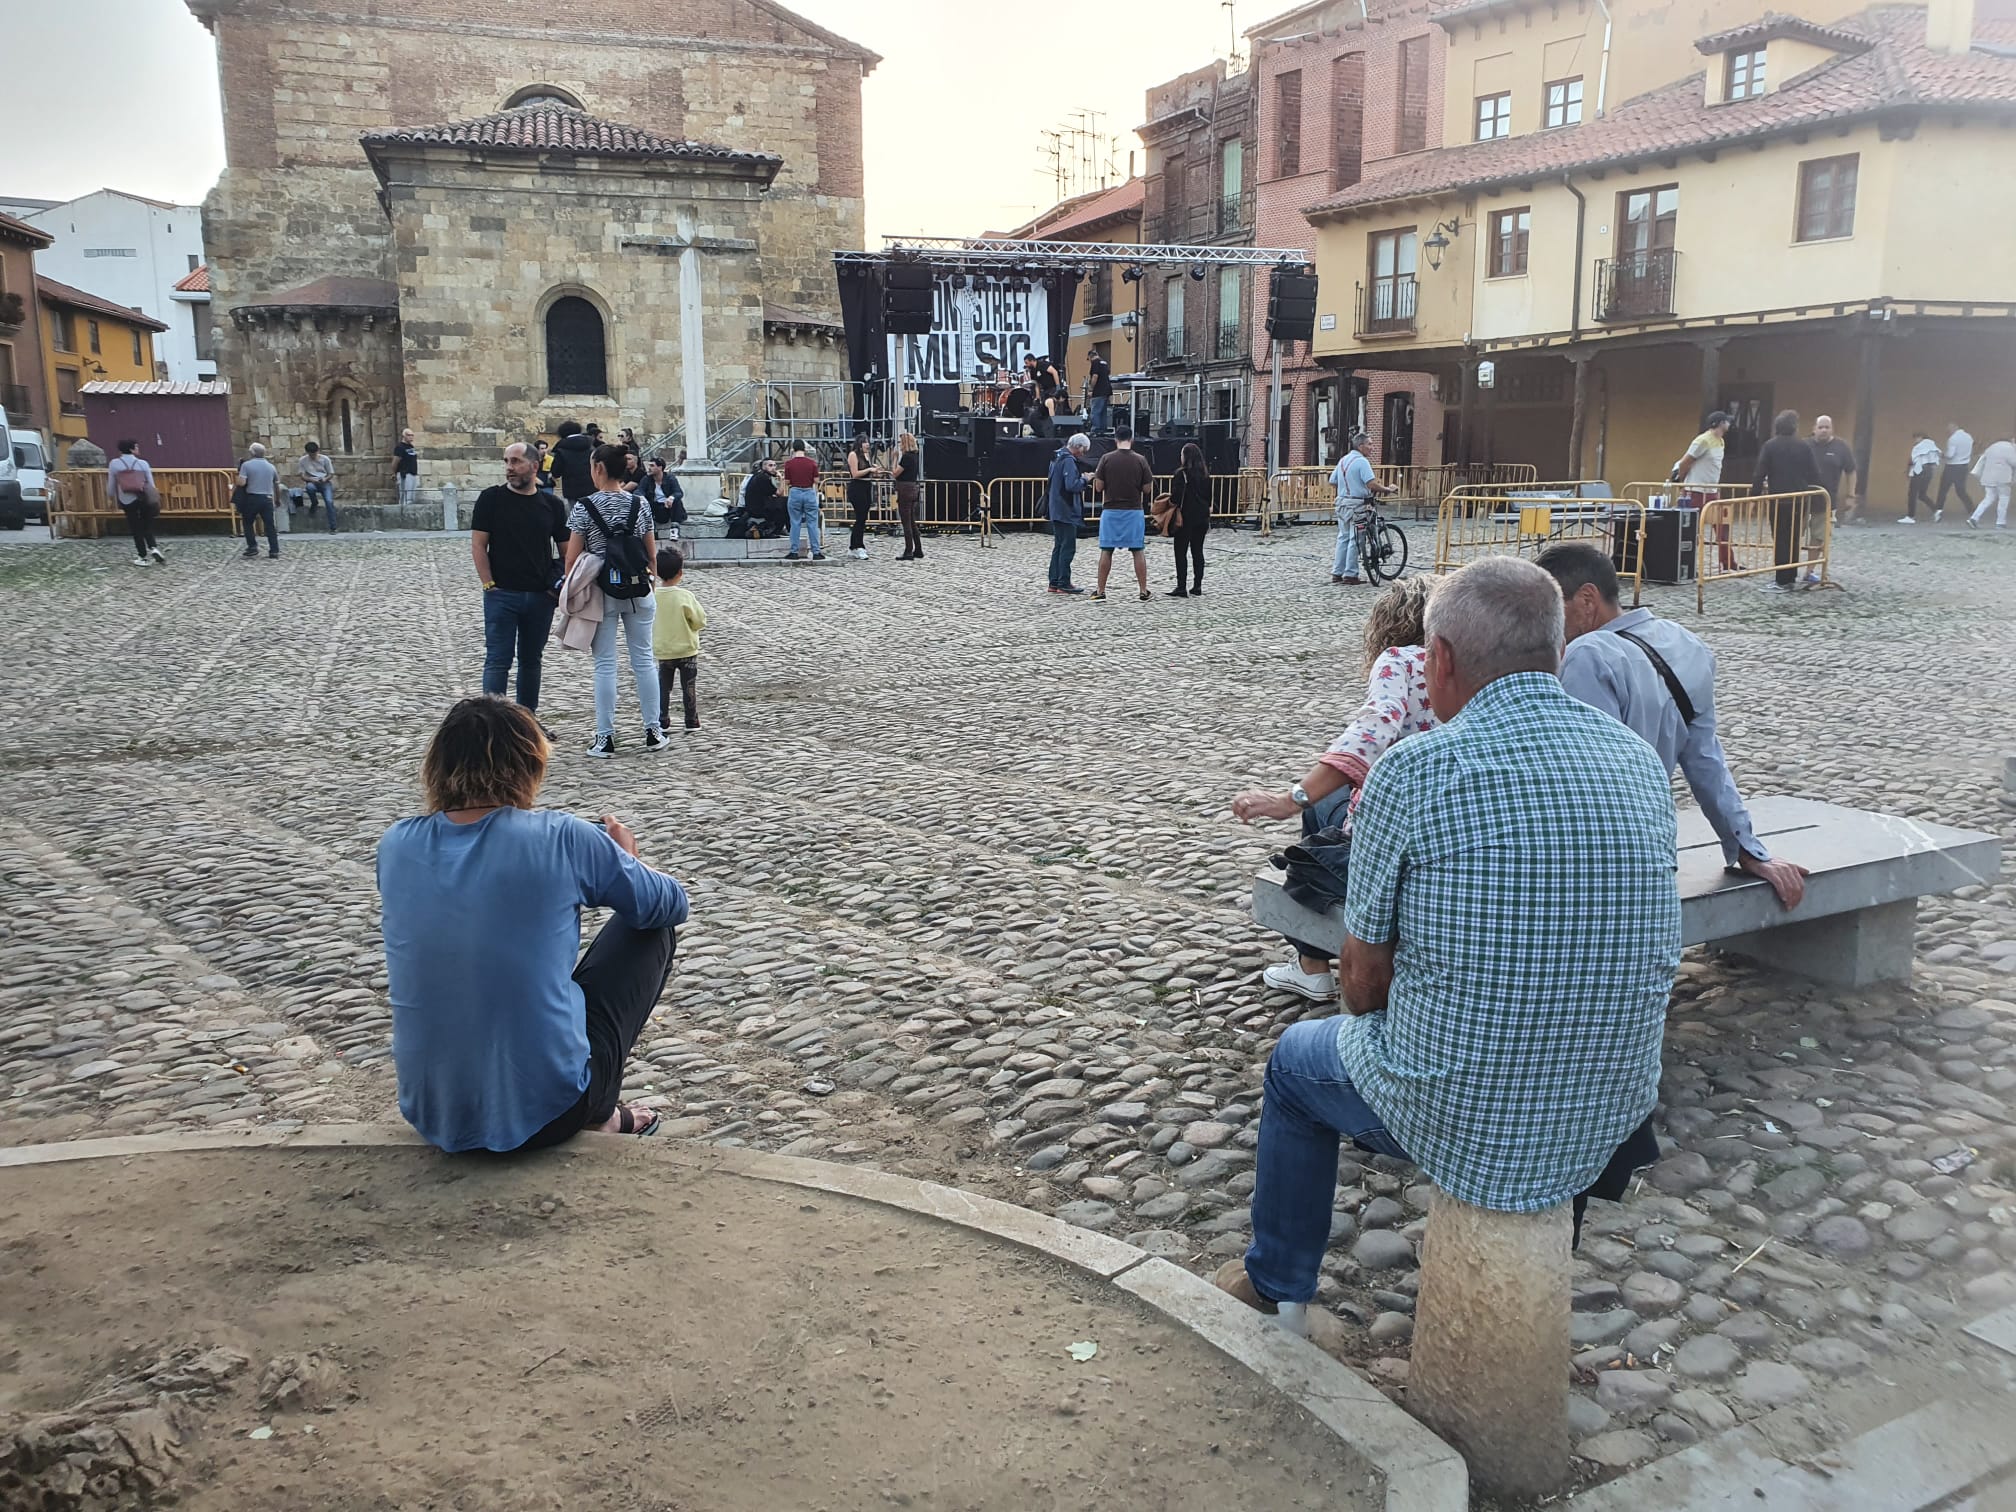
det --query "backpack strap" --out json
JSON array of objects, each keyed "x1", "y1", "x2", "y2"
[
  {"x1": 580, "y1": 498, "x2": 611, "y2": 538},
  {"x1": 1614, "y1": 628, "x2": 1699, "y2": 726}
]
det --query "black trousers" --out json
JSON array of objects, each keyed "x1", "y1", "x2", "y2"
[
  {"x1": 1173, "y1": 524, "x2": 1207, "y2": 592},
  {"x1": 240, "y1": 496, "x2": 279, "y2": 555},
  {"x1": 1906, "y1": 469, "x2": 1935, "y2": 519},
  {"x1": 515, "y1": 918, "x2": 679, "y2": 1150},
  {"x1": 1936, "y1": 463, "x2": 1976, "y2": 514},
  {"x1": 897, "y1": 501, "x2": 923, "y2": 557},
  {"x1": 1773, "y1": 495, "x2": 1804, "y2": 586},
  {"x1": 849, "y1": 496, "x2": 871, "y2": 551},
  {"x1": 122, "y1": 501, "x2": 158, "y2": 556},
  {"x1": 657, "y1": 656, "x2": 699, "y2": 730}
]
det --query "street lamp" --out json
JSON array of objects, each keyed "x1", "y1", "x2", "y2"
[{"x1": 1423, "y1": 217, "x2": 1463, "y2": 272}]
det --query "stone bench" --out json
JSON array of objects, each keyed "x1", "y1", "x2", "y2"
[{"x1": 1252, "y1": 795, "x2": 2001, "y2": 989}]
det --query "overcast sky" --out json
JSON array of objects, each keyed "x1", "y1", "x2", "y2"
[{"x1": 8, "y1": 0, "x2": 1248, "y2": 242}]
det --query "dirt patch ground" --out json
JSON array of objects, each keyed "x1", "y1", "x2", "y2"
[{"x1": 1, "y1": 1145, "x2": 1382, "y2": 1512}]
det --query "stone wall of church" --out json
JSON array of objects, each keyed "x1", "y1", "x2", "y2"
[
  {"x1": 384, "y1": 153, "x2": 770, "y2": 504},
  {"x1": 228, "y1": 310, "x2": 404, "y2": 495},
  {"x1": 763, "y1": 329, "x2": 847, "y2": 387}
]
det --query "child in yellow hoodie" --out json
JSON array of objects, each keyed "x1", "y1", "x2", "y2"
[{"x1": 652, "y1": 547, "x2": 708, "y2": 732}]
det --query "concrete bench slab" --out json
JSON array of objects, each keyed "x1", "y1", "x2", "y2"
[{"x1": 1252, "y1": 796, "x2": 2000, "y2": 989}]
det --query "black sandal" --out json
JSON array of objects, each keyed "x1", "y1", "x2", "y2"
[{"x1": 613, "y1": 1105, "x2": 661, "y2": 1136}]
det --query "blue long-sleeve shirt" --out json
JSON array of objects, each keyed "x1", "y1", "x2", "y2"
[
  {"x1": 1558, "y1": 608, "x2": 1767, "y2": 867},
  {"x1": 377, "y1": 808, "x2": 689, "y2": 1152},
  {"x1": 1047, "y1": 450, "x2": 1087, "y2": 524}
]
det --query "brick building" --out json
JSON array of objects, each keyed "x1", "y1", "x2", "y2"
[
  {"x1": 1247, "y1": 0, "x2": 1448, "y2": 475},
  {"x1": 186, "y1": 0, "x2": 876, "y2": 513}
]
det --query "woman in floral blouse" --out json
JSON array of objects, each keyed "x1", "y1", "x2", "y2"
[{"x1": 1231, "y1": 576, "x2": 1437, "y2": 1003}]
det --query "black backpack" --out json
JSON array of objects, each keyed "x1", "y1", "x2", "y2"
[{"x1": 582, "y1": 497, "x2": 651, "y2": 598}]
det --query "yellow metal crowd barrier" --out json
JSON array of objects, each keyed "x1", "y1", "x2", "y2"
[
  {"x1": 817, "y1": 477, "x2": 985, "y2": 536},
  {"x1": 1434, "y1": 489, "x2": 1649, "y2": 606},
  {"x1": 1693, "y1": 488, "x2": 1833, "y2": 611},
  {"x1": 49, "y1": 468, "x2": 240, "y2": 539},
  {"x1": 979, "y1": 472, "x2": 1267, "y2": 544},
  {"x1": 1274, "y1": 462, "x2": 1543, "y2": 524}
]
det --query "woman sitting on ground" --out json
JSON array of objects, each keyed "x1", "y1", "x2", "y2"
[
  {"x1": 378, "y1": 697, "x2": 689, "y2": 1152},
  {"x1": 1229, "y1": 575, "x2": 1437, "y2": 1004}
]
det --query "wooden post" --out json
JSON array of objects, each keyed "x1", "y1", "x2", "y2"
[
  {"x1": 1697, "y1": 337, "x2": 1725, "y2": 428},
  {"x1": 1852, "y1": 327, "x2": 1881, "y2": 510},
  {"x1": 1458, "y1": 357, "x2": 1478, "y2": 467},
  {"x1": 1567, "y1": 353, "x2": 1590, "y2": 480},
  {"x1": 1411, "y1": 1190, "x2": 1572, "y2": 1503}
]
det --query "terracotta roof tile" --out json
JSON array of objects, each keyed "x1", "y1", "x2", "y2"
[
  {"x1": 360, "y1": 103, "x2": 781, "y2": 171},
  {"x1": 1694, "y1": 11, "x2": 1874, "y2": 55},
  {"x1": 237, "y1": 276, "x2": 399, "y2": 313},
  {"x1": 1308, "y1": 6, "x2": 2016, "y2": 218},
  {"x1": 35, "y1": 275, "x2": 171, "y2": 332},
  {"x1": 1013, "y1": 179, "x2": 1146, "y2": 240},
  {"x1": 81, "y1": 380, "x2": 230, "y2": 397},
  {"x1": 0, "y1": 210, "x2": 54, "y2": 249},
  {"x1": 173, "y1": 264, "x2": 211, "y2": 294}
]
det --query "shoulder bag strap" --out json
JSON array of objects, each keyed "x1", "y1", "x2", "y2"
[{"x1": 1614, "y1": 628, "x2": 1698, "y2": 726}]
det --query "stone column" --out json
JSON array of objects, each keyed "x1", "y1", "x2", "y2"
[
  {"x1": 673, "y1": 211, "x2": 724, "y2": 512},
  {"x1": 1410, "y1": 1189, "x2": 1572, "y2": 1502},
  {"x1": 1567, "y1": 353, "x2": 1591, "y2": 481}
]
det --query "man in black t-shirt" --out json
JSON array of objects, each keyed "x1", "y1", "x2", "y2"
[
  {"x1": 472, "y1": 442, "x2": 570, "y2": 717},
  {"x1": 1087, "y1": 354, "x2": 1113, "y2": 434},
  {"x1": 1810, "y1": 413, "x2": 1859, "y2": 529}
]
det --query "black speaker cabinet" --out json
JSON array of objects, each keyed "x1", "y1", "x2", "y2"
[{"x1": 1613, "y1": 507, "x2": 1697, "y2": 585}]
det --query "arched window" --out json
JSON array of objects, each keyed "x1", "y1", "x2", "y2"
[
  {"x1": 504, "y1": 84, "x2": 583, "y2": 110},
  {"x1": 546, "y1": 297, "x2": 607, "y2": 396},
  {"x1": 325, "y1": 382, "x2": 371, "y2": 455}
]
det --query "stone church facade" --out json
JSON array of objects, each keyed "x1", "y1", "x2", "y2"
[{"x1": 186, "y1": 0, "x2": 873, "y2": 511}]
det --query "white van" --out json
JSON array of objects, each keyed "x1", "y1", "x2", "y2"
[
  {"x1": 11, "y1": 428, "x2": 49, "y2": 524},
  {"x1": 0, "y1": 406, "x2": 23, "y2": 530}
]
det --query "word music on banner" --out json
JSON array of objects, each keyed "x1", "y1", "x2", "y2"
[{"x1": 888, "y1": 275, "x2": 1050, "y2": 382}]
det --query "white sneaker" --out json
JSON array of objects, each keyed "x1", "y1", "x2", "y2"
[
  {"x1": 1263, "y1": 961, "x2": 1338, "y2": 1003},
  {"x1": 850, "y1": 547, "x2": 869, "y2": 560},
  {"x1": 133, "y1": 555, "x2": 151, "y2": 566},
  {"x1": 1934, "y1": 509, "x2": 1943, "y2": 522},
  {"x1": 1803, "y1": 571, "x2": 1821, "y2": 587},
  {"x1": 1899, "y1": 516, "x2": 1916, "y2": 526},
  {"x1": 148, "y1": 546, "x2": 166, "y2": 562}
]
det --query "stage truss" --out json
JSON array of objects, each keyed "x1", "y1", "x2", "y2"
[{"x1": 837, "y1": 237, "x2": 1312, "y2": 272}]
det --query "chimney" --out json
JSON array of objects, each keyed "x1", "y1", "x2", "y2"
[{"x1": 1925, "y1": 0, "x2": 1976, "y2": 53}]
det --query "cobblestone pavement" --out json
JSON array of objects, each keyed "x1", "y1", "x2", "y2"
[{"x1": 3, "y1": 522, "x2": 2013, "y2": 1480}]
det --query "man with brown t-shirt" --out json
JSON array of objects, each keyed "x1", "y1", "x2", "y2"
[
  {"x1": 1090, "y1": 428, "x2": 1156, "y2": 601},
  {"x1": 780, "y1": 442, "x2": 826, "y2": 560}
]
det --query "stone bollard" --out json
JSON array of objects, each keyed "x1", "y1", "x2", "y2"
[
  {"x1": 441, "y1": 482, "x2": 459, "y2": 533},
  {"x1": 1409, "y1": 1190, "x2": 1571, "y2": 1503}
]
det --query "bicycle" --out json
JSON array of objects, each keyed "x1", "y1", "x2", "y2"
[{"x1": 1351, "y1": 498, "x2": 1410, "y2": 583}]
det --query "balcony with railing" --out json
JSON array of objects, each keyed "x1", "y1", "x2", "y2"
[
  {"x1": 1215, "y1": 319, "x2": 1242, "y2": 360},
  {"x1": 1594, "y1": 248, "x2": 1678, "y2": 322},
  {"x1": 1354, "y1": 276, "x2": 1418, "y2": 338},
  {"x1": 1085, "y1": 265, "x2": 1114, "y2": 320},
  {"x1": 1161, "y1": 321, "x2": 1187, "y2": 362}
]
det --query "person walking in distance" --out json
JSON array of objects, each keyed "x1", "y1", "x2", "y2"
[
  {"x1": 565, "y1": 443, "x2": 667, "y2": 759},
  {"x1": 107, "y1": 439, "x2": 164, "y2": 566},
  {"x1": 236, "y1": 442, "x2": 281, "y2": 559},
  {"x1": 1046, "y1": 433, "x2": 1091, "y2": 595},
  {"x1": 1968, "y1": 429, "x2": 2015, "y2": 529},
  {"x1": 472, "y1": 442, "x2": 569, "y2": 723},
  {"x1": 1090, "y1": 426, "x2": 1154, "y2": 601},
  {"x1": 844, "y1": 432, "x2": 880, "y2": 559},
  {"x1": 548, "y1": 420, "x2": 596, "y2": 503},
  {"x1": 781, "y1": 441, "x2": 825, "y2": 561},
  {"x1": 1903, "y1": 430, "x2": 1940, "y2": 524},
  {"x1": 1750, "y1": 410, "x2": 1824, "y2": 589},
  {"x1": 1167, "y1": 441, "x2": 1212, "y2": 598},
  {"x1": 1937, "y1": 420, "x2": 1977, "y2": 523},
  {"x1": 1329, "y1": 430, "x2": 1395, "y2": 586},
  {"x1": 393, "y1": 428, "x2": 421, "y2": 511},
  {"x1": 652, "y1": 546, "x2": 707, "y2": 733},
  {"x1": 296, "y1": 440, "x2": 338, "y2": 533},
  {"x1": 892, "y1": 430, "x2": 924, "y2": 562}
]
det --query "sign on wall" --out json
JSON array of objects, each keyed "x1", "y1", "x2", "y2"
[{"x1": 888, "y1": 275, "x2": 1050, "y2": 382}]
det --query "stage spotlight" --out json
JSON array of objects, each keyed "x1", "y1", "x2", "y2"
[
  {"x1": 1121, "y1": 264, "x2": 1145, "y2": 283},
  {"x1": 1188, "y1": 263, "x2": 1207, "y2": 281}
]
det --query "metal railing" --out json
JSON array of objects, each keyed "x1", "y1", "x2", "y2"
[
  {"x1": 1594, "y1": 248, "x2": 1678, "y2": 322},
  {"x1": 815, "y1": 477, "x2": 986, "y2": 537},
  {"x1": 1355, "y1": 276, "x2": 1417, "y2": 337},
  {"x1": 1434, "y1": 488, "x2": 1649, "y2": 605},
  {"x1": 1693, "y1": 488, "x2": 1834, "y2": 612},
  {"x1": 978, "y1": 471, "x2": 1268, "y2": 544},
  {"x1": 48, "y1": 467, "x2": 241, "y2": 539},
  {"x1": 1215, "y1": 319, "x2": 1243, "y2": 360},
  {"x1": 1272, "y1": 463, "x2": 1542, "y2": 523}
]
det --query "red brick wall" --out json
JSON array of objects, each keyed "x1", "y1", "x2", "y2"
[{"x1": 1247, "y1": 1, "x2": 1445, "y2": 472}]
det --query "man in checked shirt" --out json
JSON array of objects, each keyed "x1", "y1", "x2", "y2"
[{"x1": 1217, "y1": 558, "x2": 1683, "y2": 1339}]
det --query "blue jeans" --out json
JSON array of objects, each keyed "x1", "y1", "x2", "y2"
[
  {"x1": 787, "y1": 487, "x2": 822, "y2": 554},
  {"x1": 482, "y1": 588, "x2": 556, "y2": 711},
  {"x1": 1243, "y1": 1019, "x2": 1414, "y2": 1305},
  {"x1": 303, "y1": 478, "x2": 336, "y2": 531},
  {"x1": 1048, "y1": 520, "x2": 1079, "y2": 588},
  {"x1": 1088, "y1": 396, "x2": 1111, "y2": 433},
  {"x1": 1333, "y1": 507, "x2": 1362, "y2": 578},
  {"x1": 591, "y1": 592, "x2": 661, "y2": 737}
]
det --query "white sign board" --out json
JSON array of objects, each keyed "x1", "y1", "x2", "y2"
[{"x1": 888, "y1": 276, "x2": 1050, "y2": 382}]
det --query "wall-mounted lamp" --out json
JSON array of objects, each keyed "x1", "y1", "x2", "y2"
[{"x1": 1423, "y1": 217, "x2": 1464, "y2": 272}]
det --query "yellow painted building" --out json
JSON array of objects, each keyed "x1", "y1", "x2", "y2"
[
  {"x1": 1006, "y1": 179, "x2": 1144, "y2": 397},
  {"x1": 1306, "y1": 0, "x2": 2016, "y2": 508},
  {"x1": 37, "y1": 275, "x2": 169, "y2": 456}
]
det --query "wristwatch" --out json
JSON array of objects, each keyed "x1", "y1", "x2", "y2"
[{"x1": 1290, "y1": 783, "x2": 1313, "y2": 810}]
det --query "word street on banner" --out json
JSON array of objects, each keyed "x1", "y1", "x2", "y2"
[{"x1": 888, "y1": 276, "x2": 1049, "y2": 383}]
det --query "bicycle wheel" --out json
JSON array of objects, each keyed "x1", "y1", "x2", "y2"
[{"x1": 1363, "y1": 520, "x2": 1409, "y2": 582}]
